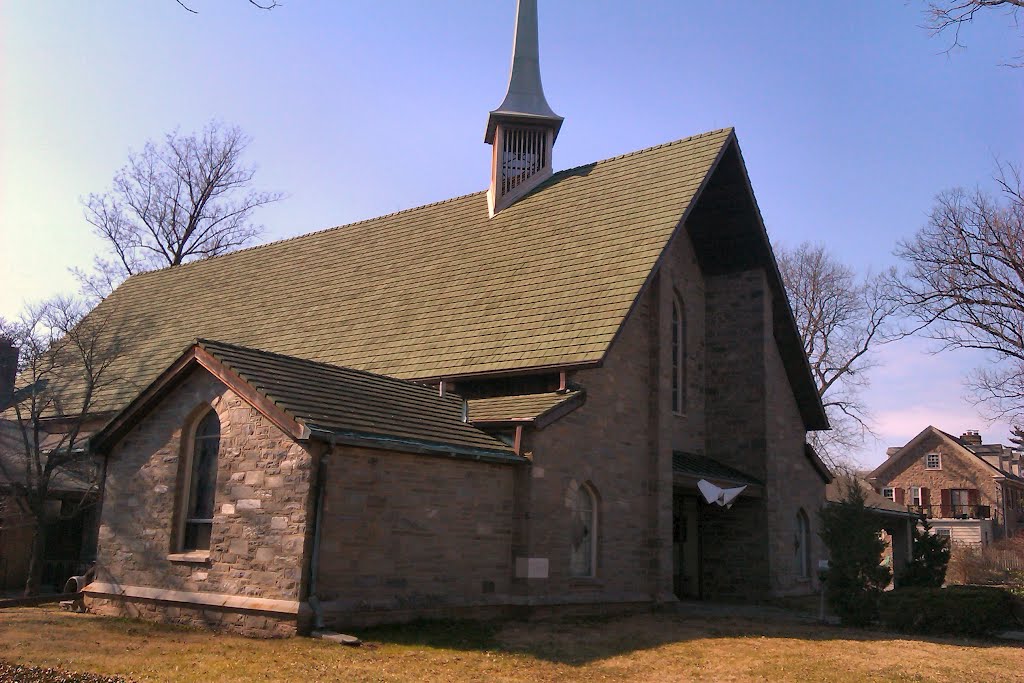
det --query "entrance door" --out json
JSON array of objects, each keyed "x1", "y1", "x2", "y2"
[{"x1": 672, "y1": 491, "x2": 700, "y2": 599}]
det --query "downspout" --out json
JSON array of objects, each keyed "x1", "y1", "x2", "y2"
[
  {"x1": 307, "y1": 441, "x2": 329, "y2": 631},
  {"x1": 1000, "y1": 481, "x2": 1008, "y2": 539}
]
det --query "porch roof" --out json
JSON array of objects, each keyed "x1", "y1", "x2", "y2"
[{"x1": 672, "y1": 451, "x2": 763, "y2": 487}]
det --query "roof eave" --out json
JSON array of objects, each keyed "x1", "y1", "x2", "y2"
[
  {"x1": 92, "y1": 342, "x2": 309, "y2": 453},
  {"x1": 307, "y1": 427, "x2": 524, "y2": 465},
  {"x1": 484, "y1": 111, "x2": 564, "y2": 145}
]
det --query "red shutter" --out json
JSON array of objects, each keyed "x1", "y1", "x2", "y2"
[
  {"x1": 968, "y1": 489, "x2": 980, "y2": 506},
  {"x1": 921, "y1": 487, "x2": 930, "y2": 513},
  {"x1": 894, "y1": 488, "x2": 905, "y2": 505},
  {"x1": 940, "y1": 489, "x2": 952, "y2": 518}
]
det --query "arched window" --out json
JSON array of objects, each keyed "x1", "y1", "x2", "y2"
[
  {"x1": 570, "y1": 484, "x2": 597, "y2": 578},
  {"x1": 795, "y1": 509, "x2": 811, "y2": 579},
  {"x1": 671, "y1": 293, "x2": 686, "y2": 414},
  {"x1": 181, "y1": 409, "x2": 221, "y2": 552}
]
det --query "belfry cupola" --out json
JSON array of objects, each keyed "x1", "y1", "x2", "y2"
[{"x1": 485, "y1": 0, "x2": 563, "y2": 217}]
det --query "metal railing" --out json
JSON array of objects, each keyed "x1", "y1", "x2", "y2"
[{"x1": 909, "y1": 504, "x2": 991, "y2": 520}]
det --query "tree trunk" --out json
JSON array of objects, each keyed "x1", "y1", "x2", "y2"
[{"x1": 23, "y1": 506, "x2": 46, "y2": 596}]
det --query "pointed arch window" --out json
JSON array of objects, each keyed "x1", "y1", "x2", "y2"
[
  {"x1": 671, "y1": 292, "x2": 687, "y2": 414},
  {"x1": 795, "y1": 509, "x2": 811, "y2": 579},
  {"x1": 180, "y1": 409, "x2": 221, "y2": 552},
  {"x1": 570, "y1": 484, "x2": 597, "y2": 578}
]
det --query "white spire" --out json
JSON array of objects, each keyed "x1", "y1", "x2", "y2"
[
  {"x1": 485, "y1": 0, "x2": 563, "y2": 144},
  {"x1": 486, "y1": 0, "x2": 563, "y2": 217}
]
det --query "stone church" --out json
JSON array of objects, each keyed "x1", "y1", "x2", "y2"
[{"x1": 75, "y1": 0, "x2": 831, "y2": 636}]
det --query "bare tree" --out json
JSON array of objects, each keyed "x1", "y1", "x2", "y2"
[
  {"x1": 175, "y1": 0, "x2": 280, "y2": 13},
  {"x1": 895, "y1": 163, "x2": 1024, "y2": 424},
  {"x1": 76, "y1": 121, "x2": 283, "y2": 300},
  {"x1": 777, "y1": 243, "x2": 906, "y2": 467},
  {"x1": 922, "y1": 0, "x2": 1024, "y2": 65},
  {"x1": 0, "y1": 298, "x2": 125, "y2": 595}
]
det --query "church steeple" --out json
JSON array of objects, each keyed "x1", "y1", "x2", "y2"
[{"x1": 486, "y1": 0, "x2": 563, "y2": 217}]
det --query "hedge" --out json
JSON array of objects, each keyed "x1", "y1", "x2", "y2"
[{"x1": 878, "y1": 586, "x2": 1022, "y2": 637}]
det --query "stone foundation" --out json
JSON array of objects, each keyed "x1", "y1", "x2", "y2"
[{"x1": 85, "y1": 594, "x2": 304, "y2": 638}]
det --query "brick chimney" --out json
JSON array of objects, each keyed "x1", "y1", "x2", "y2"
[
  {"x1": 960, "y1": 429, "x2": 982, "y2": 447},
  {"x1": 0, "y1": 337, "x2": 18, "y2": 410}
]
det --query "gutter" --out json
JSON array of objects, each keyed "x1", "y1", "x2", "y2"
[{"x1": 305, "y1": 427, "x2": 525, "y2": 465}]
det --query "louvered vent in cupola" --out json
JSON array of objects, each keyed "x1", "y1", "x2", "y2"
[{"x1": 497, "y1": 125, "x2": 551, "y2": 198}]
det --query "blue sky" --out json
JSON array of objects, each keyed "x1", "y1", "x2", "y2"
[{"x1": 2, "y1": 1, "x2": 1022, "y2": 466}]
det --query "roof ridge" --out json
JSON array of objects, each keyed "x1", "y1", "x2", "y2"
[
  {"x1": 124, "y1": 127, "x2": 736, "y2": 282},
  {"x1": 564, "y1": 127, "x2": 734, "y2": 170},
  {"x1": 196, "y1": 338, "x2": 454, "y2": 400}
]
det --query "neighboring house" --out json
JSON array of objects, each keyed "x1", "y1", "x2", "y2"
[
  {"x1": 0, "y1": 448, "x2": 100, "y2": 592},
  {"x1": 1, "y1": 337, "x2": 100, "y2": 592},
  {"x1": 867, "y1": 427, "x2": 1024, "y2": 545},
  {"x1": 5, "y1": 2, "x2": 832, "y2": 636}
]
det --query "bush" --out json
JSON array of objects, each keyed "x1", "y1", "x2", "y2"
[
  {"x1": 899, "y1": 517, "x2": 950, "y2": 588},
  {"x1": 819, "y1": 478, "x2": 892, "y2": 626},
  {"x1": 878, "y1": 586, "x2": 1020, "y2": 637}
]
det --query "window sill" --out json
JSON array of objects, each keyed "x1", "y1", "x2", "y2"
[
  {"x1": 167, "y1": 551, "x2": 211, "y2": 564},
  {"x1": 568, "y1": 577, "x2": 604, "y2": 589}
]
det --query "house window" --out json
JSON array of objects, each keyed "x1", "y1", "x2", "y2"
[
  {"x1": 570, "y1": 483, "x2": 597, "y2": 577},
  {"x1": 882, "y1": 487, "x2": 894, "y2": 501},
  {"x1": 950, "y1": 489, "x2": 970, "y2": 518},
  {"x1": 911, "y1": 486, "x2": 922, "y2": 507},
  {"x1": 671, "y1": 293, "x2": 686, "y2": 414},
  {"x1": 795, "y1": 509, "x2": 811, "y2": 579},
  {"x1": 936, "y1": 528, "x2": 952, "y2": 538},
  {"x1": 926, "y1": 453, "x2": 941, "y2": 470},
  {"x1": 180, "y1": 409, "x2": 221, "y2": 552}
]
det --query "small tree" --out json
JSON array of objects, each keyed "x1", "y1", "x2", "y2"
[
  {"x1": 0, "y1": 297, "x2": 124, "y2": 595},
  {"x1": 1009, "y1": 426, "x2": 1024, "y2": 450},
  {"x1": 76, "y1": 121, "x2": 283, "y2": 300},
  {"x1": 899, "y1": 517, "x2": 951, "y2": 588},
  {"x1": 819, "y1": 477, "x2": 891, "y2": 626}
]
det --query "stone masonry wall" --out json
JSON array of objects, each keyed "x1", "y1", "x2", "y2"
[
  {"x1": 526, "y1": 281, "x2": 665, "y2": 604},
  {"x1": 763, "y1": 285, "x2": 825, "y2": 596},
  {"x1": 89, "y1": 368, "x2": 315, "y2": 634},
  {"x1": 315, "y1": 444, "x2": 517, "y2": 618},
  {"x1": 664, "y1": 226, "x2": 707, "y2": 457},
  {"x1": 700, "y1": 269, "x2": 770, "y2": 599},
  {"x1": 697, "y1": 495, "x2": 767, "y2": 598}
]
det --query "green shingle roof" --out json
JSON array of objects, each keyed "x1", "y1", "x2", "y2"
[
  {"x1": 72, "y1": 129, "x2": 734, "y2": 415},
  {"x1": 196, "y1": 340, "x2": 517, "y2": 458},
  {"x1": 467, "y1": 391, "x2": 581, "y2": 424}
]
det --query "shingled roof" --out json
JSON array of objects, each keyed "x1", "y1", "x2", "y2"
[
  {"x1": 55, "y1": 128, "x2": 826, "y2": 429},
  {"x1": 94, "y1": 340, "x2": 519, "y2": 461},
  {"x1": 467, "y1": 391, "x2": 583, "y2": 426}
]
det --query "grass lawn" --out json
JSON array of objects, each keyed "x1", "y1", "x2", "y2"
[{"x1": 1, "y1": 606, "x2": 1022, "y2": 682}]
